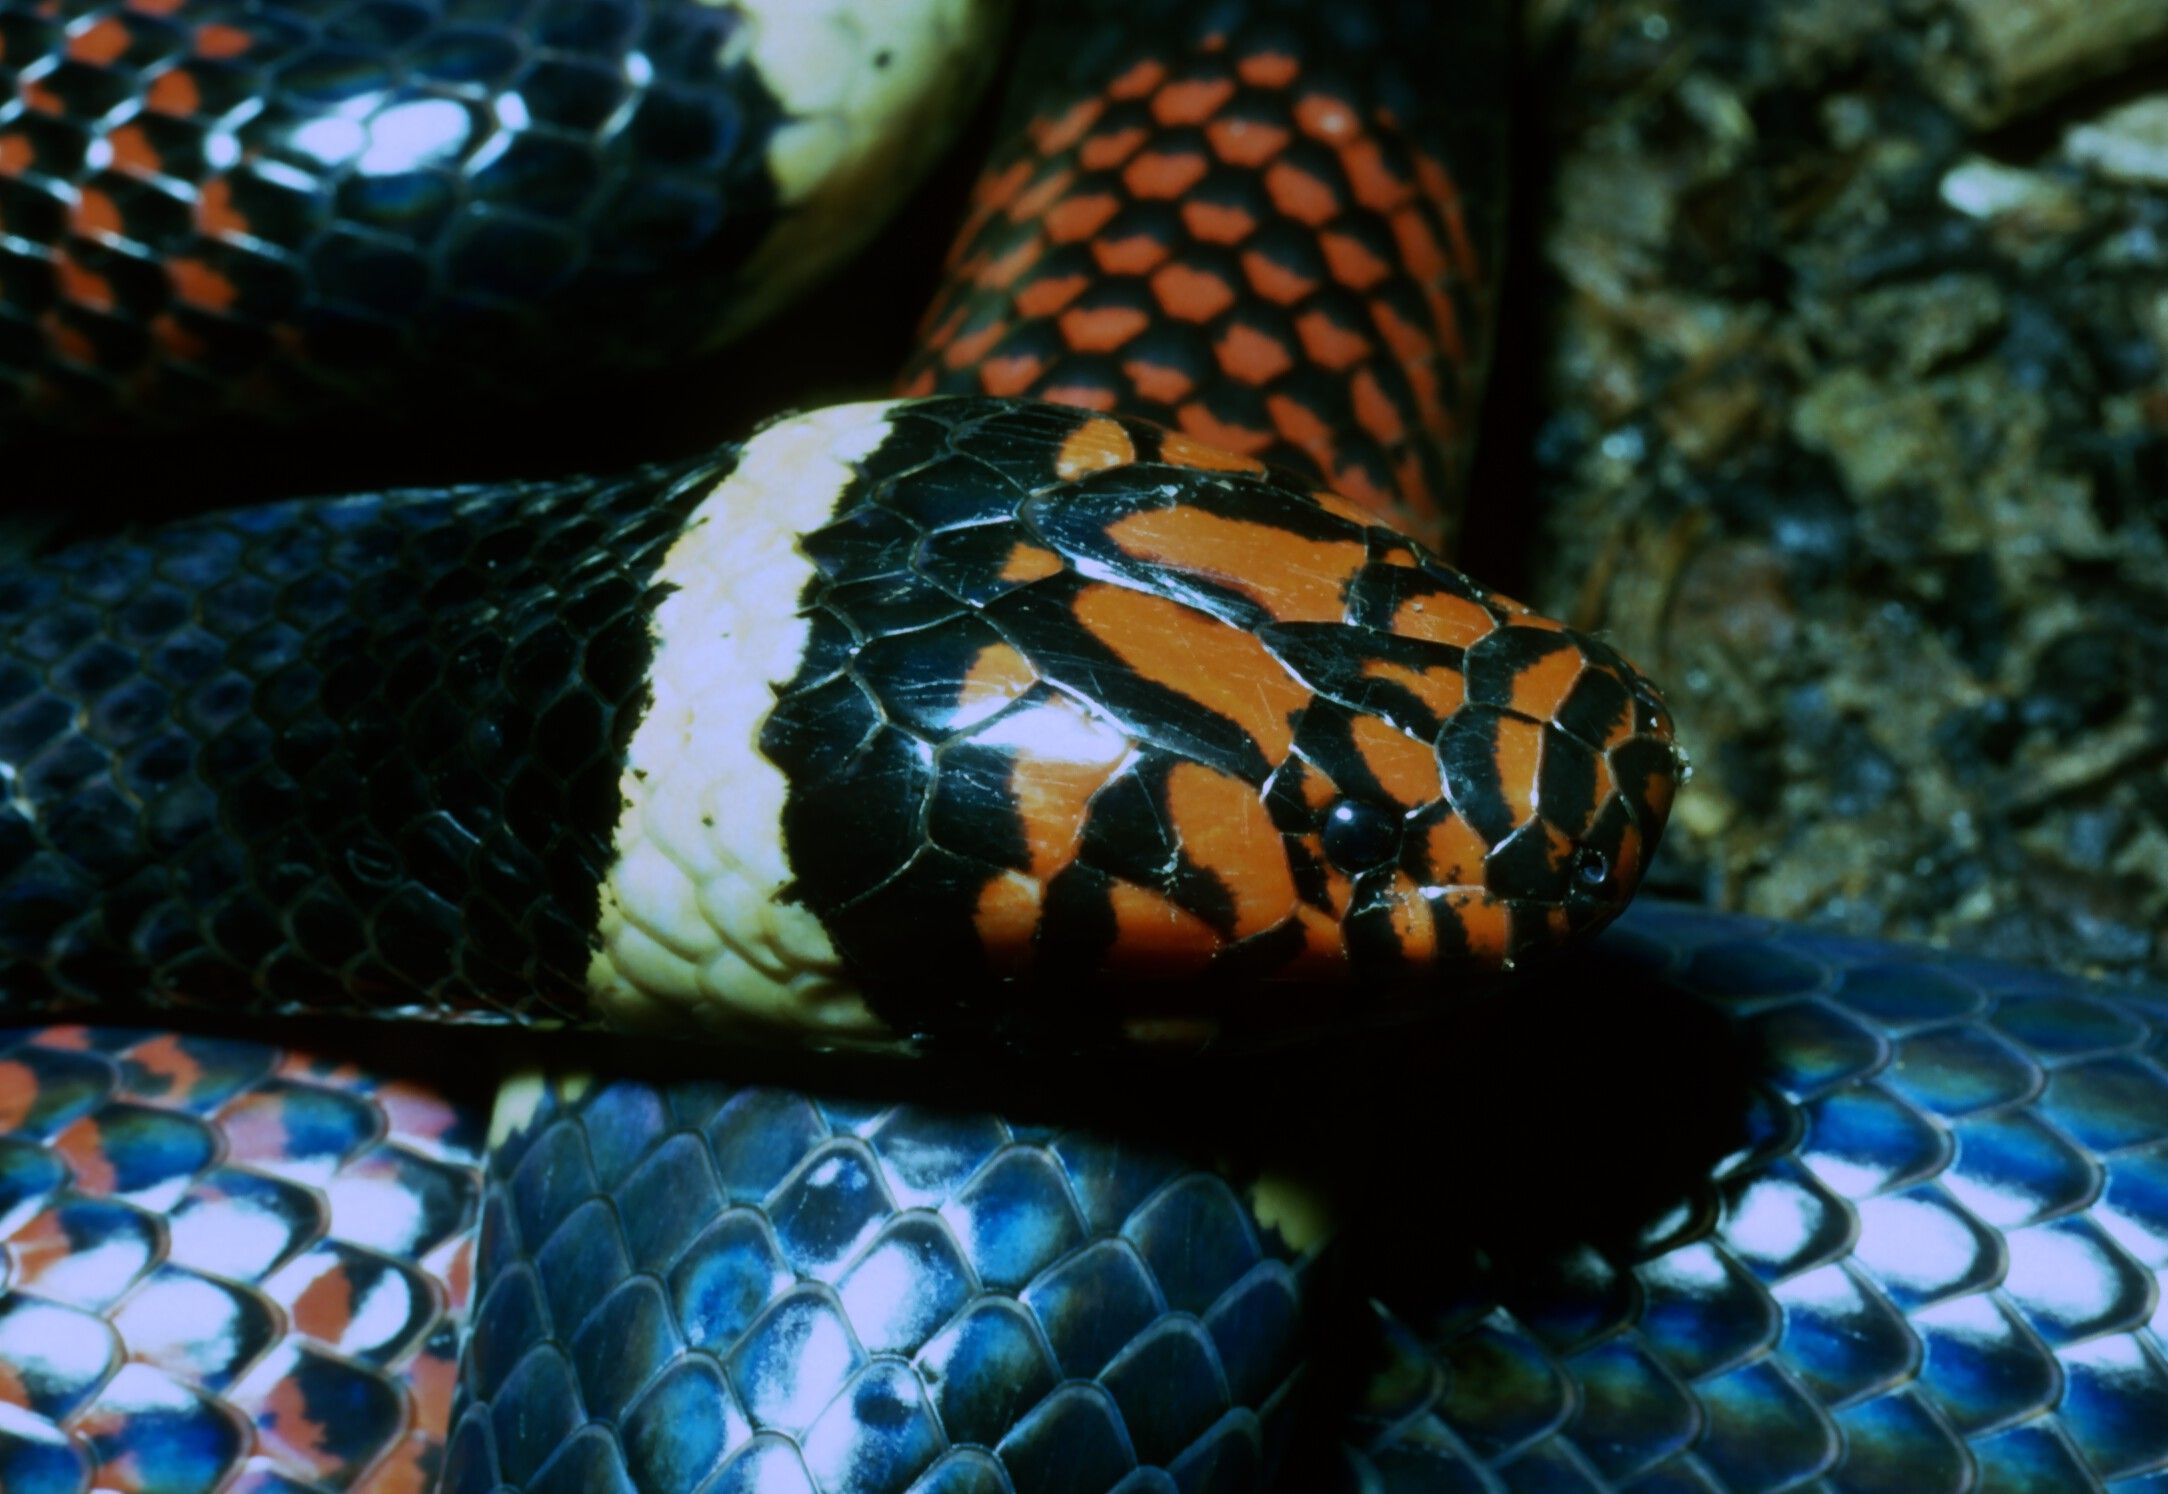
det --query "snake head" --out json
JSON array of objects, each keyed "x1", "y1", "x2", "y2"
[{"x1": 599, "y1": 399, "x2": 1681, "y2": 1048}]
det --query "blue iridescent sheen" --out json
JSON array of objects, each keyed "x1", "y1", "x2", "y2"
[
  {"x1": 1338, "y1": 903, "x2": 2168, "y2": 1491},
  {"x1": 454, "y1": 1076, "x2": 1316, "y2": 1489}
]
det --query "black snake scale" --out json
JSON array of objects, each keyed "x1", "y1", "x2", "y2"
[
  {"x1": 0, "y1": 1, "x2": 2162, "y2": 1492},
  {"x1": 0, "y1": 454, "x2": 728, "y2": 1020}
]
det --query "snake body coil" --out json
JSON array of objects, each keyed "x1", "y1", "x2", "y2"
[{"x1": 0, "y1": 2, "x2": 2163, "y2": 1492}]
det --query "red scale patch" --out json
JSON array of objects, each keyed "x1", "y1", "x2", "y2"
[{"x1": 898, "y1": 21, "x2": 1498, "y2": 549}]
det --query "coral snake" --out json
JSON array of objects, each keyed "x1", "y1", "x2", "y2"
[{"x1": 0, "y1": 1, "x2": 2164, "y2": 1491}]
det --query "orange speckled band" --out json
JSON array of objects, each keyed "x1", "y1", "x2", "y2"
[{"x1": 899, "y1": 0, "x2": 1508, "y2": 549}]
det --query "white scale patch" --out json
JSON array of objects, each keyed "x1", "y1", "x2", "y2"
[
  {"x1": 587, "y1": 401, "x2": 906, "y2": 1040},
  {"x1": 706, "y1": 0, "x2": 1008, "y2": 340}
]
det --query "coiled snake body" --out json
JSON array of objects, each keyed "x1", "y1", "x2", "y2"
[{"x1": 0, "y1": 2, "x2": 2164, "y2": 1491}]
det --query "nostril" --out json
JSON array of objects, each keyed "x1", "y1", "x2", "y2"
[
  {"x1": 1569, "y1": 845, "x2": 1613, "y2": 894},
  {"x1": 1320, "y1": 797, "x2": 1399, "y2": 872}
]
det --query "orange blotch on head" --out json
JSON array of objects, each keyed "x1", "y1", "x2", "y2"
[
  {"x1": 1214, "y1": 321, "x2": 1292, "y2": 386},
  {"x1": 1009, "y1": 167, "x2": 1078, "y2": 224},
  {"x1": 1391, "y1": 588, "x2": 1499, "y2": 649},
  {"x1": 1181, "y1": 200, "x2": 1255, "y2": 245},
  {"x1": 1078, "y1": 125, "x2": 1149, "y2": 171},
  {"x1": 1491, "y1": 716, "x2": 1544, "y2": 827},
  {"x1": 1031, "y1": 96, "x2": 1104, "y2": 156},
  {"x1": 143, "y1": 65, "x2": 199, "y2": 116},
  {"x1": 1423, "y1": 813, "x2": 1490, "y2": 887},
  {"x1": 1165, "y1": 762, "x2": 1297, "y2": 937},
  {"x1": 1264, "y1": 160, "x2": 1339, "y2": 226},
  {"x1": 1150, "y1": 262, "x2": 1235, "y2": 323},
  {"x1": 974, "y1": 872, "x2": 1042, "y2": 977},
  {"x1": 956, "y1": 642, "x2": 1042, "y2": 731},
  {"x1": 1509, "y1": 644, "x2": 1586, "y2": 724},
  {"x1": 942, "y1": 318, "x2": 1008, "y2": 370},
  {"x1": 999, "y1": 541, "x2": 1065, "y2": 584},
  {"x1": 1240, "y1": 249, "x2": 1317, "y2": 306},
  {"x1": 1092, "y1": 233, "x2": 1169, "y2": 275},
  {"x1": 1169, "y1": 407, "x2": 1273, "y2": 459},
  {"x1": 192, "y1": 21, "x2": 251, "y2": 56},
  {"x1": 1107, "y1": 504, "x2": 1363, "y2": 624},
  {"x1": 1385, "y1": 878, "x2": 1439, "y2": 963},
  {"x1": 1109, "y1": 57, "x2": 1167, "y2": 99},
  {"x1": 1122, "y1": 147, "x2": 1208, "y2": 200},
  {"x1": 979, "y1": 352, "x2": 1047, "y2": 397},
  {"x1": 67, "y1": 16, "x2": 132, "y2": 63},
  {"x1": 1074, "y1": 583, "x2": 1306, "y2": 761},
  {"x1": 1122, "y1": 357, "x2": 1193, "y2": 404},
  {"x1": 1631, "y1": 748, "x2": 1679, "y2": 827},
  {"x1": 1236, "y1": 51, "x2": 1299, "y2": 88},
  {"x1": 1058, "y1": 304, "x2": 1148, "y2": 353},
  {"x1": 976, "y1": 693, "x2": 1133, "y2": 882},
  {"x1": 1040, "y1": 382, "x2": 1119, "y2": 411},
  {"x1": 1447, "y1": 889, "x2": 1512, "y2": 964},
  {"x1": 1351, "y1": 715, "x2": 1443, "y2": 807},
  {"x1": 1153, "y1": 77, "x2": 1235, "y2": 126},
  {"x1": 1056, "y1": 415, "x2": 1138, "y2": 479},
  {"x1": 1015, "y1": 272, "x2": 1089, "y2": 318},
  {"x1": 1105, "y1": 879, "x2": 1219, "y2": 979},
  {"x1": 1205, "y1": 117, "x2": 1289, "y2": 168},
  {"x1": 898, "y1": 366, "x2": 937, "y2": 397},
  {"x1": 1286, "y1": 904, "x2": 1349, "y2": 977},
  {"x1": 1367, "y1": 653, "x2": 1469, "y2": 726},
  {"x1": 1350, "y1": 366, "x2": 1406, "y2": 445},
  {"x1": 19, "y1": 80, "x2": 63, "y2": 115},
  {"x1": 1321, "y1": 230, "x2": 1391, "y2": 290},
  {"x1": 1046, "y1": 191, "x2": 1121, "y2": 243},
  {"x1": 1293, "y1": 308, "x2": 1370, "y2": 371}
]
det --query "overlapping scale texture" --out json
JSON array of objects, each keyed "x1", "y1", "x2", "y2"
[
  {"x1": 766, "y1": 398, "x2": 1676, "y2": 1033},
  {"x1": 0, "y1": 455, "x2": 729, "y2": 1020},
  {"x1": 0, "y1": 0, "x2": 989, "y2": 428},
  {"x1": 899, "y1": 0, "x2": 1507, "y2": 546},
  {"x1": 0, "y1": 1024, "x2": 488, "y2": 1491},
  {"x1": 1339, "y1": 902, "x2": 2168, "y2": 1491},
  {"x1": 448, "y1": 1073, "x2": 1320, "y2": 1492}
]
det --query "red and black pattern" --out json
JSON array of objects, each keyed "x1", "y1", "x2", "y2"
[
  {"x1": 899, "y1": 0, "x2": 1507, "y2": 548},
  {"x1": 0, "y1": 1023, "x2": 486, "y2": 1490},
  {"x1": 764, "y1": 398, "x2": 1675, "y2": 1044},
  {"x1": 0, "y1": 0, "x2": 786, "y2": 428}
]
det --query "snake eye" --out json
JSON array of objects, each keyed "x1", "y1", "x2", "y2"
[
  {"x1": 1320, "y1": 798, "x2": 1399, "y2": 872},
  {"x1": 1569, "y1": 846, "x2": 1613, "y2": 893}
]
